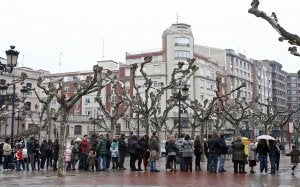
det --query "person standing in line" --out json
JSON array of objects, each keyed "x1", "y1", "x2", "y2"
[
  {"x1": 71, "y1": 139, "x2": 80, "y2": 170},
  {"x1": 34, "y1": 139, "x2": 41, "y2": 170},
  {"x1": 166, "y1": 135, "x2": 177, "y2": 172},
  {"x1": 110, "y1": 137, "x2": 119, "y2": 170},
  {"x1": 232, "y1": 136, "x2": 245, "y2": 174},
  {"x1": 149, "y1": 132, "x2": 160, "y2": 172},
  {"x1": 138, "y1": 134, "x2": 149, "y2": 171},
  {"x1": 218, "y1": 134, "x2": 228, "y2": 173},
  {"x1": 248, "y1": 139, "x2": 257, "y2": 173},
  {"x1": 26, "y1": 136, "x2": 36, "y2": 171},
  {"x1": 286, "y1": 145, "x2": 300, "y2": 175},
  {"x1": 46, "y1": 139, "x2": 53, "y2": 170},
  {"x1": 40, "y1": 140, "x2": 48, "y2": 170},
  {"x1": 97, "y1": 134, "x2": 108, "y2": 171},
  {"x1": 128, "y1": 135, "x2": 139, "y2": 171},
  {"x1": 268, "y1": 140, "x2": 279, "y2": 174},
  {"x1": 275, "y1": 139, "x2": 281, "y2": 171},
  {"x1": 207, "y1": 134, "x2": 220, "y2": 174},
  {"x1": 182, "y1": 134, "x2": 194, "y2": 172},
  {"x1": 203, "y1": 138, "x2": 209, "y2": 171},
  {"x1": 79, "y1": 135, "x2": 90, "y2": 171},
  {"x1": 176, "y1": 134, "x2": 185, "y2": 171},
  {"x1": 193, "y1": 135, "x2": 202, "y2": 171},
  {"x1": 65, "y1": 144, "x2": 72, "y2": 171},
  {"x1": 118, "y1": 134, "x2": 127, "y2": 170},
  {"x1": 256, "y1": 139, "x2": 269, "y2": 175},
  {"x1": 16, "y1": 144, "x2": 25, "y2": 171},
  {"x1": 52, "y1": 138, "x2": 60, "y2": 171},
  {"x1": 105, "y1": 133, "x2": 112, "y2": 170},
  {"x1": 2, "y1": 137, "x2": 12, "y2": 171}
]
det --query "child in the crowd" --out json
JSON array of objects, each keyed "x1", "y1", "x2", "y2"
[
  {"x1": 16, "y1": 144, "x2": 25, "y2": 171},
  {"x1": 286, "y1": 145, "x2": 300, "y2": 175},
  {"x1": 65, "y1": 144, "x2": 72, "y2": 171},
  {"x1": 87, "y1": 149, "x2": 96, "y2": 172},
  {"x1": 110, "y1": 138, "x2": 119, "y2": 169}
]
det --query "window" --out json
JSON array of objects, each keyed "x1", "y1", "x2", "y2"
[
  {"x1": 174, "y1": 50, "x2": 190, "y2": 60},
  {"x1": 200, "y1": 80, "x2": 204, "y2": 88},
  {"x1": 64, "y1": 86, "x2": 70, "y2": 93},
  {"x1": 125, "y1": 68, "x2": 130, "y2": 76},
  {"x1": 74, "y1": 125, "x2": 82, "y2": 135},
  {"x1": 24, "y1": 102, "x2": 31, "y2": 111},
  {"x1": 111, "y1": 94, "x2": 116, "y2": 103},
  {"x1": 85, "y1": 98, "x2": 90, "y2": 105},
  {"x1": 174, "y1": 37, "x2": 190, "y2": 47}
]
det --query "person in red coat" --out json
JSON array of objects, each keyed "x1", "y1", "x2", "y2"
[
  {"x1": 16, "y1": 144, "x2": 25, "y2": 171},
  {"x1": 79, "y1": 135, "x2": 90, "y2": 170}
]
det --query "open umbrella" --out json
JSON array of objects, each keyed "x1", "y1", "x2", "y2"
[{"x1": 257, "y1": 135, "x2": 275, "y2": 141}]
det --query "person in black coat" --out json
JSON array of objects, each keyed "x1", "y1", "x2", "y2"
[
  {"x1": 128, "y1": 135, "x2": 139, "y2": 171},
  {"x1": 52, "y1": 139, "x2": 60, "y2": 171},
  {"x1": 118, "y1": 134, "x2": 127, "y2": 170},
  {"x1": 218, "y1": 135, "x2": 228, "y2": 172},
  {"x1": 26, "y1": 136, "x2": 36, "y2": 171}
]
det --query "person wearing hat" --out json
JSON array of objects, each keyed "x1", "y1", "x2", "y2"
[{"x1": 286, "y1": 145, "x2": 300, "y2": 175}]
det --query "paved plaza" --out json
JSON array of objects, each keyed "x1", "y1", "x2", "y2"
[{"x1": 0, "y1": 156, "x2": 300, "y2": 187}]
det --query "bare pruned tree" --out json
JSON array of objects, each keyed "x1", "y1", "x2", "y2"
[
  {"x1": 122, "y1": 57, "x2": 198, "y2": 135},
  {"x1": 249, "y1": 0, "x2": 300, "y2": 57},
  {"x1": 37, "y1": 65, "x2": 107, "y2": 177},
  {"x1": 96, "y1": 71, "x2": 129, "y2": 137}
]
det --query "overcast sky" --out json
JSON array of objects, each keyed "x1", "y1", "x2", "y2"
[{"x1": 1, "y1": 0, "x2": 299, "y2": 74}]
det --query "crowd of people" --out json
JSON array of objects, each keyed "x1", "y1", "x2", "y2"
[{"x1": 0, "y1": 132, "x2": 300, "y2": 176}]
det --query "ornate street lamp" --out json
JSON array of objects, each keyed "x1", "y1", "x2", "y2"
[
  {"x1": 172, "y1": 81, "x2": 189, "y2": 138},
  {"x1": 0, "y1": 46, "x2": 19, "y2": 74}
]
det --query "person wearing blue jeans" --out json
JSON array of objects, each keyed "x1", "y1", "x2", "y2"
[
  {"x1": 209, "y1": 154, "x2": 218, "y2": 173},
  {"x1": 176, "y1": 135, "x2": 185, "y2": 171},
  {"x1": 207, "y1": 134, "x2": 221, "y2": 173},
  {"x1": 259, "y1": 155, "x2": 268, "y2": 173},
  {"x1": 257, "y1": 139, "x2": 269, "y2": 174},
  {"x1": 218, "y1": 135, "x2": 228, "y2": 172}
]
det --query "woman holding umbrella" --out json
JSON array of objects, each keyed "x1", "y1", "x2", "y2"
[{"x1": 257, "y1": 138, "x2": 269, "y2": 175}]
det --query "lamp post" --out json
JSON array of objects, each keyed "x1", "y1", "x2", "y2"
[
  {"x1": 172, "y1": 81, "x2": 189, "y2": 138},
  {"x1": 0, "y1": 46, "x2": 29, "y2": 164}
]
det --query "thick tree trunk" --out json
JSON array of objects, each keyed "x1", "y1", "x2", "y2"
[
  {"x1": 191, "y1": 127, "x2": 196, "y2": 139},
  {"x1": 234, "y1": 125, "x2": 241, "y2": 137},
  {"x1": 280, "y1": 126, "x2": 284, "y2": 143},
  {"x1": 57, "y1": 109, "x2": 67, "y2": 177},
  {"x1": 264, "y1": 123, "x2": 268, "y2": 135},
  {"x1": 110, "y1": 118, "x2": 116, "y2": 138},
  {"x1": 200, "y1": 121, "x2": 204, "y2": 141},
  {"x1": 46, "y1": 108, "x2": 52, "y2": 140}
]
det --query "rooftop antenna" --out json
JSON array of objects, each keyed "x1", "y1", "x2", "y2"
[
  {"x1": 176, "y1": 12, "x2": 180, "y2": 23},
  {"x1": 102, "y1": 39, "x2": 105, "y2": 61},
  {"x1": 59, "y1": 52, "x2": 63, "y2": 73},
  {"x1": 21, "y1": 55, "x2": 25, "y2": 67}
]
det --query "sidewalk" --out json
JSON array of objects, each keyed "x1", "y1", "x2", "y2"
[{"x1": 0, "y1": 155, "x2": 299, "y2": 186}]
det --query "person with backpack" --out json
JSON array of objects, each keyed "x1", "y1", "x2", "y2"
[{"x1": 46, "y1": 139, "x2": 53, "y2": 170}]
